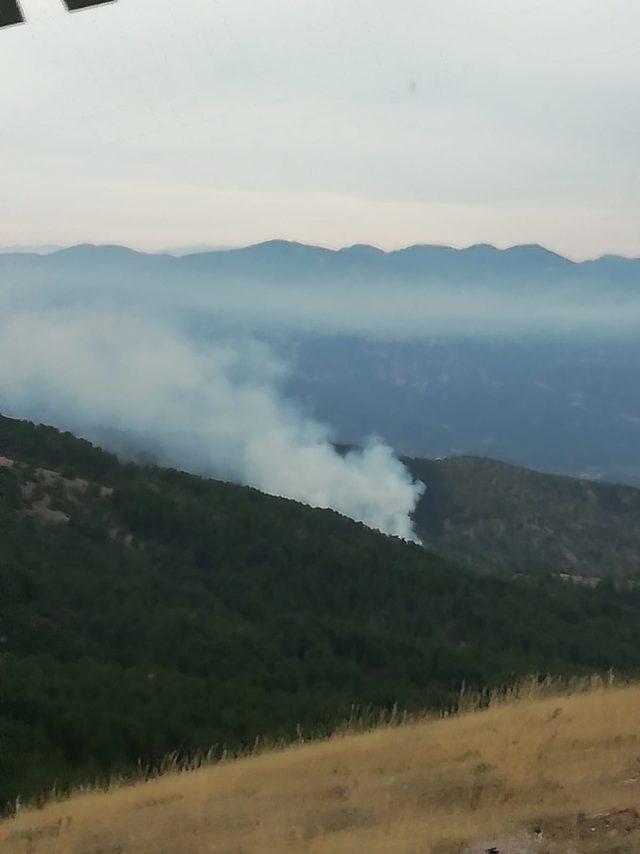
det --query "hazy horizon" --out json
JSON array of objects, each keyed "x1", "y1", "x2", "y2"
[
  {"x1": 2, "y1": 0, "x2": 639, "y2": 258},
  {"x1": 2, "y1": 0, "x2": 639, "y2": 534},
  {"x1": 1, "y1": 237, "x2": 639, "y2": 263}
]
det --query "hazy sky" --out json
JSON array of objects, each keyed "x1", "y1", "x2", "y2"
[{"x1": 1, "y1": 0, "x2": 639, "y2": 257}]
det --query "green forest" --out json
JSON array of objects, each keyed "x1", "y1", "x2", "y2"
[
  {"x1": 2, "y1": 414, "x2": 640, "y2": 812},
  {"x1": 409, "y1": 454, "x2": 640, "y2": 579}
]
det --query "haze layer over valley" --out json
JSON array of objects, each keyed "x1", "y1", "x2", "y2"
[{"x1": 1, "y1": 241, "x2": 638, "y2": 491}]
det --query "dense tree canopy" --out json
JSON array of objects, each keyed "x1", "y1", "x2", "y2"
[{"x1": 1, "y1": 414, "x2": 640, "y2": 811}]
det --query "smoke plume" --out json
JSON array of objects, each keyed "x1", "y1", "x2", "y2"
[{"x1": 0, "y1": 308, "x2": 423, "y2": 540}]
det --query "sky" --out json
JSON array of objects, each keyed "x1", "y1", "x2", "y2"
[{"x1": 1, "y1": 0, "x2": 639, "y2": 258}]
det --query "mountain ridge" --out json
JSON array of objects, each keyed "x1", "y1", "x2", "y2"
[
  {"x1": 2, "y1": 239, "x2": 639, "y2": 268},
  {"x1": 407, "y1": 454, "x2": 640, "y2": 580},
  {"x1": 2, "y1": 240, "x2": 636, "y2": 300}
]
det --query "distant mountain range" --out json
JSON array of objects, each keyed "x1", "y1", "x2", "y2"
[
  {"x1": 2, "y1": 239, "x2": 639, "y2": 286},
  {"x1": 1, "y1": 240, "x2": 639, "y2": 485}
]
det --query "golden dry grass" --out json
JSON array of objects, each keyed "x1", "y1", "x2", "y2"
[{"x1": 4, "y1": 681, "x2": 640, "y2": 853}]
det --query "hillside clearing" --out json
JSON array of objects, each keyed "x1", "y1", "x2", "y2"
[{"x1": 4, "y1": 683, "x2": 640, "y2": 853}]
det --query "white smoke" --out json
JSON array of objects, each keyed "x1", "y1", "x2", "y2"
[{"x1": 0, "y1": 309, "x2": 423, "y2": 540}]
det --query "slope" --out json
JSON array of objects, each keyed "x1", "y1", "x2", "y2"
[
  {"x1": 3, "y1": 682, "x2": 640, "y2": 853},
  {"x1": 2, "y1": 414, "x2": 640, "y2": 812},
  {"x1": 408, "y1": 455, "x2": 640, "y2": 580}
]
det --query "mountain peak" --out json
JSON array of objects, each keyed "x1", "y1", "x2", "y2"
[{"x1": 52, "y1": 244, "x2": 146, "y2": 260}]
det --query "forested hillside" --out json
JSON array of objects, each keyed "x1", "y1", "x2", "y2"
[
  {"x1": 2, "y1": 414, "x2": 640, "y2": 812},
  {"x1": 408, "y1": 455, "x2": 640, "y2": 579}
]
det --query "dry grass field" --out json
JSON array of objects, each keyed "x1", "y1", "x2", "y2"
[{"x1": 4, "y1": 681, "x2": 640, "y2": 853}]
